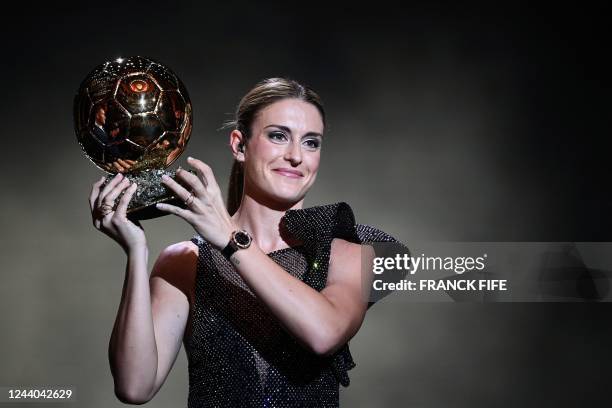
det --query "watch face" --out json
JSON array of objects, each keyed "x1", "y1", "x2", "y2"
[{"x1": 233, "y1": 230, "x2": 252, "y2": 249}]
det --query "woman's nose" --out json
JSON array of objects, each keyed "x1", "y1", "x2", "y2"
[{"x1": 284, "y1": 141, "x2": 302, "y2": 165}]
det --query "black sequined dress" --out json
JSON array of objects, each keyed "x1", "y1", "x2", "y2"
[{"x1": 185, "y1": 202, "x2": 406, "y2": 407}]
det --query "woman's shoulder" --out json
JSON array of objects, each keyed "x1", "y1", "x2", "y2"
[
  {"x1": 152, "y1": 241, "x2": 199, "y2": 282},
  {"x1": 151, "y1": 241, "x2": 199, "y2": 302},
  {"x1": 157, "y1": 240, "x2": 199, "y2": 261},
  {"x1": 284, "y1": 201, "x2": 403, "y2": 246},
  {"x1": 285, "y1": 202, "x2": 354, "y2": 223},
  {"x1": 282, "y1": 202, "x2": 355, "y2": 241}
]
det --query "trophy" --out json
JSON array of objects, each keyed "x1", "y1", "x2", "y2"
[{"x1": 74, "y1": 56, "x2": 193, "y2": 220}]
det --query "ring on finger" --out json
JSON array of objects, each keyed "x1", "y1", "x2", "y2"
[
  {"x1": 96, "y1": 203, "x2": 114, "y2": 218},
  {"x1": 184, "y1": 191, "x2": 195, "y2": 206}
]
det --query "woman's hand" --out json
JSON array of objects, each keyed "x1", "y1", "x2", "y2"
[
  {"x1": 156, "y1": 157, "x2": 236, "y2": 250},
  {"x1": 89, "y1": 173, "x2": 147, "y2": 254}
]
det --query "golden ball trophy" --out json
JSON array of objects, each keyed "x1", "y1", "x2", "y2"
[{"x1": 74, "y1": 56, "x2": 193, "y2": 220}]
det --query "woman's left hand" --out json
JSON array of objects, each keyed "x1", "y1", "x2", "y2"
[{"x1": 156, "y1": 157, "x2": 237, "y2": 250}]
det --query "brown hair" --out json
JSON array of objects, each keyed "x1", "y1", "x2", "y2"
[{"x1": 224, "y1": 78, "x2": 326, "y2": 215}]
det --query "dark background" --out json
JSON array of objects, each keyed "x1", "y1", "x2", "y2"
[{"x1": 0, "y1": 2, "x2": 610, "y2": 407}]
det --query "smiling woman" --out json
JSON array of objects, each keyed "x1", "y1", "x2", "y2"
[
  {"x1": 88, "y1": 77, "x2": 408, "y2": 407},
  {"x1": 223, "y1": 79, "x2": 327, "y2": 217},
  {"x1": 230, "y1": 98, "x2": 324, "y2": 217}
]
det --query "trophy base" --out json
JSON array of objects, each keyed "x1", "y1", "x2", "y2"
[
  {"x1": 103, "y1": 168, "x2": 194, "y2": 221},
  {"x1": 126, "y1": 194, "x2": 185, "y2": 221}
]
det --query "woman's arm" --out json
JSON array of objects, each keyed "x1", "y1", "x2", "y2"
[
  {"x1": 155, "y1": 158, "x2": 374, "y2": 357},
  {"x1": 89, "y1": 175, "x2": 195, "y2": 404},
  {"x1": 109, "y1": 242, "x2": 194, "y2": 404},
  {"x1": 108, "y1": 245, "x2": 157, "y2": 403},
  {"x1": 229, "y1": 238, "x2": 373, "y2": 356}
]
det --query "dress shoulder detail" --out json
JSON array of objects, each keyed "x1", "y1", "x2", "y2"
[
  {"x1": 187, "y1": 202, "x2": 409, "y2": 393},
  {"x1": 282, "y1": 202, "x2": 410, "y2": 386}
]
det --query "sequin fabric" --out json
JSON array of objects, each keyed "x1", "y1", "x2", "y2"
[{"x1": 186, "y1": 202, "x2": 407, "y2": 407}]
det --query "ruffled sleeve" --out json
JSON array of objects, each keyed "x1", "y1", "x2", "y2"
[{"x1": 281, "y1": 202, "x2": 409, "y2": 387}]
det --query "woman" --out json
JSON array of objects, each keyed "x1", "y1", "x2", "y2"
[{"x1": 89, "y1": 78, "x2": 406, "y2": 407}]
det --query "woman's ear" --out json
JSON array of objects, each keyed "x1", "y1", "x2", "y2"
[{"x1": 229, "y1": 130, "x2": 246, "y2": 162}]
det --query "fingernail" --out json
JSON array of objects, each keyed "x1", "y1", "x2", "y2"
[
  {"x1": 188, "y1": 156, "x2": 193, "y2": 161},
  {"x1": 162, "y1": 174, "x2": 169, "y2": 180}
]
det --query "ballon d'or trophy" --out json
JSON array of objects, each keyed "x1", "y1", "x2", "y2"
[{"x1": 74, "y1": 56, "x2": 193, "y2": 220}]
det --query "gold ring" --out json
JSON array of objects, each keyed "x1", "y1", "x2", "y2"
[
  {"x1": 184, "y1": 192, "x2": 194, "y2": 206},
  {"x1": 96, "y1": 203, "x2": 113, "y2": 218}
]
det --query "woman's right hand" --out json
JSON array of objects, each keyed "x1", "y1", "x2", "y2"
[{"x1": 89, "y1": 173, "x2": 146, "y2": 254}]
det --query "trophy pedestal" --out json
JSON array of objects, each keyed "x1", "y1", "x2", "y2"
[{"x1": 103, "y1": 168, "x2": 193, "y2": 221}]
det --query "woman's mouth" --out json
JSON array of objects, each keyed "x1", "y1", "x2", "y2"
[{"x1": 272, "y1": 168, "x2": 304, "y2": 178}]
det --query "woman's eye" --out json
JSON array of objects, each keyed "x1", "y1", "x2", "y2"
[
  {"x1": 303, "y1": 139, "x2": 321, "y2": 149},
  {"x1": 269, "y1": 131, "x2": 287, "y2": 142}
]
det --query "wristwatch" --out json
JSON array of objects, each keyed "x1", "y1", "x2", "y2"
[{"x1": 221, "y1": 229, "x2": 252, "y2": 260}]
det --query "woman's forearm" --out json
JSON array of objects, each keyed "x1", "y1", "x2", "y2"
[
  {"x1": 108, "y1": 246, "x2": 158, "y2": 403},
  {"x1": 229, "y1": 245, "x2": 349, "y2": 356}
]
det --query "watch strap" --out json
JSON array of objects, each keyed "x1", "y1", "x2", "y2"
[
  {"x1": 221, "y1": 240, "x2": 238, "y2": 260},
  {"x1": 220, "y1": 230, "x2": 252, "y2": 260}
]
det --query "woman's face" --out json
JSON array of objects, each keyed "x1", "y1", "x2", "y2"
[{"x1": 242, "y1": 98, "x2": 324, "y2": 208}]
